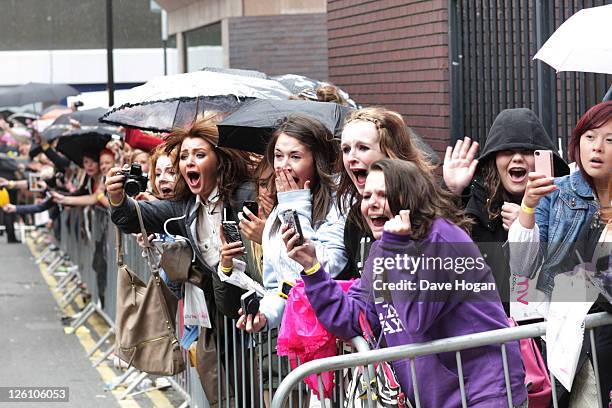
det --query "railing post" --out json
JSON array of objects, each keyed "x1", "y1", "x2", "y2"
[
  {"x1": 535, "y1": 0, "x2": 554, "y2": 141},
  {"x1": 448, "y1": 0, "x2": 464, "y2": 144}
]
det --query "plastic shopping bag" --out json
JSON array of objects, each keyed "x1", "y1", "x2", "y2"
[
  {"x1": 183, "y1": 282, "x2": 211, "y2": 328},
  {"x1": 277, "y1": 279, "x2": 354, "y2": 399}
]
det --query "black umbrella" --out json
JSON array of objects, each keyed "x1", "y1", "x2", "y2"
[
  {"x1": 28, "y1": 143, "x2": 44, "y2": 160},
  {"x1": 217, "y1": 99, "x2": 354, "y2": 155},
  {"x1": 41, "y1": 107, "x2": 109, "y2": 142},
  {"x1": 7, "y1": 111, "x2": 39, "y2": 126},
  {"x1": 0, "y1": 83, "x2": 79, "y2": 107},
  {"x1": 0, "y1": 109, "x2": 15, "y2": 121},
  {"x1": 56, "y1": 128, "x2": 116, "y2": 167}
]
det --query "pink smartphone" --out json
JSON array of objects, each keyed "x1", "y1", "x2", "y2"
[{"x1": 534, "y1": 150, "x2": 554, "y2": 178}]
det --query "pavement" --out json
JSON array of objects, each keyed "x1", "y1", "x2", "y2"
[
  {"x1": 0, "y1": 240, "x2": 120, "y2": 407},
  {"x1": 0, "y1": 237, "x2": 183, "y2": 408}
]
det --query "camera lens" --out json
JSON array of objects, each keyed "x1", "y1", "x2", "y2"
[{"x1": 124, "y1": 179, "x2": 140, "y2": 196}]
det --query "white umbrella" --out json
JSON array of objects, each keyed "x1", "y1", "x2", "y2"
[
  {"x1": 534, "y1": 4, "x2": 612, "y2": 75},
  {"x1": 100, "y1": 71, "x2": 293, "y2": 133}
]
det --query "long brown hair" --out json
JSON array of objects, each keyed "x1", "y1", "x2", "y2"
[
  {"x1": 370, "y1": 159, "x2": 470, "y2": 240},
  {"x1": 479, "y1": 158, "x2": 514, "y2": 220},
  {"x1": 164, "y1": 115, "x2": 255, "y2": 204},
  {"x1": 265, "y1": 114, "x2": 338, "y2": 229},
  {"x1": 336, "y1": 107, "x2": 435, "y2": 226}
]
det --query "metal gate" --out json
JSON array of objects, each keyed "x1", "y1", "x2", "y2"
[{"x1": 449, "y1": 0, "x2": 612, "y2": 158}]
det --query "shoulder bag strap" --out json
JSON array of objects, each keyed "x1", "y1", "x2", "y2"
[
  {"x1": 115, "y1": 226, "x2": 124, "y2": 266},
  {"x1": 132, "y1": 199, "x2": 162, "y2": 277}
]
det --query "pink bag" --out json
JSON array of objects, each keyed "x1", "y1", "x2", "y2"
[
  {"x1": 277, "y1": 279, "x2": 355, "y2": 399},
  {"x1": 509, "y1": 319, "x2": 552, "y2": 408}
]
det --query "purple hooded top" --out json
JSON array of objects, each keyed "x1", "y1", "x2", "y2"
[{"x1": 303, "y1": 218, "x2": 527, "y2": 408}]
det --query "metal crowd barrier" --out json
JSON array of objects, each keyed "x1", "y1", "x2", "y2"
[
  {"x1": 50, "y1": 206, "x2": 365, "y2": 408},
  {"x1": 33, "y1": 209, "x2": 612, "y2": 408},
  {"x1": 272, "y1": 312, "x2": 612, "y2": 408}
]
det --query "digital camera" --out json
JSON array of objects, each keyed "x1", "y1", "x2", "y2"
[
  {"x1": 120, "y1": 164, "x2": 148, "y2": 197},
  {"x1": 240, "y1": 290, "x2": 262, "y2": 316}
]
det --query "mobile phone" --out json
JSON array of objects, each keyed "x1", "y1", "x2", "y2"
[
  {"x1": 222, "y1": 221, "x2": 243, "y2": 245},
  {"x1": 243, "y1": 200, "x2": 259, "y2": 220},
  {"x1": 240, "y1": 289, "x2": 261, "y2": 316},
  {"x1": 281, "y1": 210, "x2": 304, "y2": 246},
  {"x1": 278, "y1": 280, "x2": 295, "y2": 300},
  {"x1": 534, "y1": 150, "x2": 554, "y2": 178}
]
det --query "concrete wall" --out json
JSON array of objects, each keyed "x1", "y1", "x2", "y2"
[
  {"x1": 165, "y1": 0, "x2": 243, "y2": 35},
  {"x1": 327, "y1": 0, "x2": 451, "y2": 155},
  {"x1": 163, "y1": 0, "x2": 325, "y2": 34},
  {"x1": 243, "y1": 0, "x2": 325, "y2": 15},
  {"x1": 227, "y1": 13, "x2": 328, "y2": 80}
]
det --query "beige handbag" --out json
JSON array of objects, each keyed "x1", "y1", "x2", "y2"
[
  {"x1": 114, "y1": 200, "x2": 185, "y2": 376},
  {"x1": 160, "y1": 239, "x2": 193, "y2": 282}
]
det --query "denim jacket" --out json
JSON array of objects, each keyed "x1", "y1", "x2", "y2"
[{"x1": 535, "y1": 170, "x2": 599, "y2": 295}]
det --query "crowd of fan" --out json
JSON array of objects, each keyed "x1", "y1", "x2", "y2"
[{"x1": 1, "y1": 91, "x2": 610, "y2": 408}]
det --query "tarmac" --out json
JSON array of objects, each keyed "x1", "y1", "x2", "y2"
[
  {"x1": 0, "y1": 237, "x2": 182, "y2": 407},
  {"x1": 0, "y1": 240, "x2": 118, "y2": 407}
]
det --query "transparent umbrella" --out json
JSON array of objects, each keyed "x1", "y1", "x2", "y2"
[{"x1": 99, "y1": 71, "x2": 292, "y2": 133}]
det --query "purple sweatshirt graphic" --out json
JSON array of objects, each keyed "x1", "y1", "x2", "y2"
[{"x1": 303, "y1": 218, "x2": 527, "y2": 408}]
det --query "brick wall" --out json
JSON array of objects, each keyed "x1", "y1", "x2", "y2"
[
  {"x1": 227, "y1": 13, "x2": 329, "y2": 80},
  {"x1": 327, "y1": 0, "x2": 450, "y2": 156}
]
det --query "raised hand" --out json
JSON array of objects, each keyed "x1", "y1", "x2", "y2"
[
  {"x1": 275, "y1": 168, "x2": 310, "y2": 193},
  {"x1": 522, "y1": 173, "x2": 557, "y2": 209},
  {"x1": 105, "y1": 166, "x2": 128, "y2": 205},
  {"x1": 218, "y1": 228, "x2": 245, "y2": 270},
  {"x1": 281, "y1": 224, "x2": 317, "y2": 270},
  {"x1": 443, "y1": 137, "x2": 479, "y2": 195},
  {"x1": 501, "y1": 202, "x2": 521, "y2": 231},
  {"x1": 383, "y1": 210, "x2": 411, "y2": 236},
  {"x1": 238, "y1": 206, "x2": 265, "y2": 245},
  {"x1": 2, "y1": 204, "x2": 16, "y2": 213},
  {"x1": 258, "y1": 191, "x2": 274, "y2": 217},
  {"x1": 236, "y1": 307, "x2": 267, "y2": 333}
]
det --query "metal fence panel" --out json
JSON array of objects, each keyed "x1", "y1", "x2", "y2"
[{"x1": 450, "y1": 0, "x2": 612, "y2": 158}]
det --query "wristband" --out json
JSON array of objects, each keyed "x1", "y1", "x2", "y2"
[
  {"x1": 221, "y1": 265, "x2": 233, "y2": 275},
  {"x1": 521, "y1": 202, "x2": 535, "y2": 215},
  {"x1": 41, "y1": 142, "x2": 50, "y2": 150},
  {"x1": 96, "y1": 193, "x2": 105, "y2": 202},
  {"x1": 7, "y1": 180, "x2": 15, "y2": 189},
  {"x1": 303, "y1": 261, "x2": 321, "y2": 276},
  {"x1": 109, "y1": 194, "x2": 125, "y2": 207}
]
